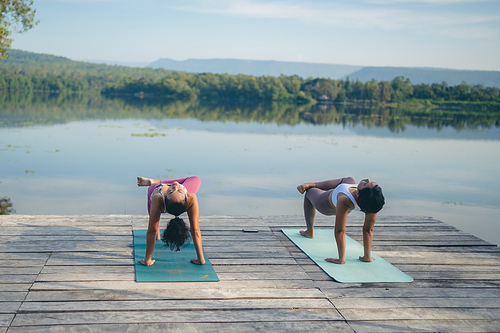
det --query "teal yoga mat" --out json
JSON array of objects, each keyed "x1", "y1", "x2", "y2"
[
  {"x1": 133, "y1": 229, "x2": 219, "y2": 282},
  {"x1": 282, "y1": 228, "x2": 413, "y2": 283}
]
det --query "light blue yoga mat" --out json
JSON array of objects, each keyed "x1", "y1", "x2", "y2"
[
  {"x1": 282, "y1": 228, "x2": 413, "y2": 283},
  {"x1": 133, "y1": 229, "x2": 219, "y2": 282}
]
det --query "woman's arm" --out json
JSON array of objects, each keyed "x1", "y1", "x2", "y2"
[
  {"x1": 187, "y1": 193, "x2": 205, "y2": 265},
  {"x1": 360, "y1": 213, "x2": 377, "y2": 262},
  {"x1": 140, "y1": 194, "x2": 162, "y2": 266},
  {"x1": 325, "y1": 195, "x2": 352, "y2": 264},
  {"x1": 297, "y1": 177, "x2": 355, "y2": 194}
]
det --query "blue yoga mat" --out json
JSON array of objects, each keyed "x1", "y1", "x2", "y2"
[
  {"x1": 282, "y1": 228, "x2": 413, "y2": 283},
  {"x1": 133, "y1": 229, "x2": 219, "y2": 282}
]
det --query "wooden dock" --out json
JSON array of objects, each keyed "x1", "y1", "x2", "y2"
[{"x1": 1, "y1": 214, "x2": 499, "y2": 332}]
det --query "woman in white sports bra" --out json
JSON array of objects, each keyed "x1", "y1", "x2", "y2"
[
  {"x1": 136, "y1": 176, "x2": 204, "y2": 266},
  {"x1": 297, "y1": 177, "x2": 385, "y2": 264}
]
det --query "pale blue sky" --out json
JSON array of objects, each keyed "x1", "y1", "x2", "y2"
[{"x1": 11, "y1": 0, "x2": 500, "y2": 70}]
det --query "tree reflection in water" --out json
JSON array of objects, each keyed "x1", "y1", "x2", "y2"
[{"x1": 0, "y1": 93, "x2": 498, "y2": 133}]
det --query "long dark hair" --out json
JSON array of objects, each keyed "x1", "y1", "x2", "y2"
[{"x1": 161, "y1": 217, "x2": 191, "y2": 251}]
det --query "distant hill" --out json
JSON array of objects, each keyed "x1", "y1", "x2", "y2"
[
  {"x1": 148, "y1": 58, "x2": 362, "y2": 80},
  {"x1": 346, "y1": 67, "x2": 500, "y2": 88},
  {"x1": 83, "y1": 59, "x2": 150, "y2": 68},
  {"x1": 148, "y1": 58, "x2": 500, "y2": 88},
  {"x1": 3, "y1": 49, "x2": 73, "y2": 63}
]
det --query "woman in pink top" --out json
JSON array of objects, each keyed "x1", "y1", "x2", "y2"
[
  {"x1": 297, "y1": 177, "x2": 385, "y2": 264},
  {"x1": 137, "y1": 176, "x2": 204, "y2": 267}
]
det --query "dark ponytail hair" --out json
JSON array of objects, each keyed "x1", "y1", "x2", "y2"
[
  {"x1": 357, "y1": 185, "x2": 385, "y2": 214},
  {"x1": 162, "y1": 217, "x2": 191, "y2": 251}
]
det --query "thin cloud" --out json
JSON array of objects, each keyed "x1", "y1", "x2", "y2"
[{"x1": 172, "y1": 0, "x2": 500, "y2": 39}]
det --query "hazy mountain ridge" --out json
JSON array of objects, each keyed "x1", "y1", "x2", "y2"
[
  {"x1": 348, "y1": 67, "x2": 500, "y2": 88},
  {"x1": 4, "y1": 49, "x2": 500, "y2": 88},
  {"x1": 148, "y1": 58, "x2": 362, "y2": 80},
  {"x1": 149, "y1": 58, "x2": 500, "y2": 88}
]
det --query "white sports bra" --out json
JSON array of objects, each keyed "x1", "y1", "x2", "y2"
[{"x1": 331, "y1": 183, "x2": 358, "y2": 209}]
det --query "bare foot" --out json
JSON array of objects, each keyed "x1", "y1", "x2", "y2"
[
  {"x1": 299, "y1": 229, "x2": 314, "y2": 238},
  {"x1": 325, "y1": 258, "x2": 345, "y2": 264},
  {"x1": 359, "y1": 255, "x2": 376, "y2": 262},
  {"x1": 137, "y1": 176, "x2": 152, "y2": 187},
  {"x1": 156, "y1": 229, "x2": 161, "y2": 241},
  {"x1": 191, "y1": 258, "x2": 205, "y2": 265},
  {"x1": 297, "y1": 182, "x2": 315, "y2": 194},
  {"x1": 139, "y1": 258, "x2": 155, "y2": 266}
]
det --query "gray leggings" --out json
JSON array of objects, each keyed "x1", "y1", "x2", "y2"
[{"x1": 303, "y1": 178, "x2": 354, "y2": 228}]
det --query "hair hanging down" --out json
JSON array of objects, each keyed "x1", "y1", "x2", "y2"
[
  {"x1": 162, "y1": 217, "x2": 191, "y2": 251},
  {"x1": 357, "y1": 185, "x2": 385, "y2": 214}
]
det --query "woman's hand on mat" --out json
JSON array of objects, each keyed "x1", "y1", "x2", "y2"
[
  {"x1": 359, "y1": 255, "x2": 376, "y2": 262},
  {"x1": 191, "y1": 258, "x2": 205, "y2": 265},
  {"x1": 325, "y1": 258, "x2": 345, "y2": 264},
  {"x1": 140, "y1": 258, "x2": 155, "y2": 266}
]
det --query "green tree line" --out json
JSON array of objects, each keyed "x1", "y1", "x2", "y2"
[
  {"x1": 103, "y1": 74, "x2": 500, "y2": 104},
  {"x1": 1, "y1": 50, "x2": 500, "y2": 105}
]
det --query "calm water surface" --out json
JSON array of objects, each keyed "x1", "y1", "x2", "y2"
[{"x1": 1, "y1": 103, "x2": 499, "y2": 246}]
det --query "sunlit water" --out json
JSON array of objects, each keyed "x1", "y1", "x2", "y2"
[{"x1": 1, "y1": 116, "x2": 499, "y2": 246}]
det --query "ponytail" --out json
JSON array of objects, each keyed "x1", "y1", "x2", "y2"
[{"x1": 162, "y1": 217, "x2": 191, "y2": 251}]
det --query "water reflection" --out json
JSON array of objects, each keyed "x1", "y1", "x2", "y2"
[{"x1": 1, "y1": 94, "x2": 499, "y2": 136}]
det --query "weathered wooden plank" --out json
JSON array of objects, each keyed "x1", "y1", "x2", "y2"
[
  {"x1": 403, "y1": 271, "x2": 500, "y2": 280},
  {"x1": 0, "y1": 314, "x2": 13, "y2": 327},
  {"x1": 36, "y1": 270, "x2": 311, "y2": 282},
  {"x1": 0, "y1": 226, "x2": 132, "y2": 236},
  {"x1": 0, "y1": 292, "x2": 27, "y2": 302},
  {"x1": 212, "y1": 265, "x2": 302, "y2": 273},
  {"x1": 0, "y1": 260, "x2": 47, "y2": 268},
  {"x1": 18, "y1": 298, "x2": 334, "y2": 312},
  {"x1": 45, "y1": 252, "x2": 134, "y2": 266},
  {"x1": 11, "y1": 309, "x2": 344, "y2": 326},
  {"x1": 332, "y1": 297, "x2": 500, "y2": 309},
  {"x1": 25, "y1": 287, "x2": 326, "y2": 302},
  {"x1": 314, "y1": 280, "x2": 500, "y2": 289},
  {"x1": 321, "y1": 287, "x2": 500, "y2": 299},
  {"x1": 0, "y1": 242, "x2": 133, "y2": 252},
  {"x1": 29, "y1": 279, "x2": 319, "y2": 291},
  {"x1": 0, "y1": 303, "x2": 21, "y2": 314},
  {"x1": 0, "y1": 284, "x2": 31, "y2": 292},
  {"x1": 375, "y1": 253, "x2": 500, "y2": 265},
  {"x1": 0, "y1": 235, "x2": 132, "y2": 242},
  {"x1": 0, "y1": 253, "x2": 50, "y2": 260},
  {"x1": 349, "y1": 319, "x2": 500, "y2": 333},
  {"x1": 0, "y1": 275, "x2": 37, "y2": 284},
  {"x1": 6, "y1": 321, "x2": 355, "y2": 333},
  {"x1": 395, "y1": 264, "x2": 500, "y2": 272},
  {"x1": 370, "y1": 246, "x2": 500, "y2": 253},
  {"x1": 0, "y1": 215, "x2": 132, "y2": 226},
  {"x1": 0, "y1": 267, "x2": 41, "y2": 275},
  {"x1": 216, "y1": 271, "x2": 311, "y2": 280},
  {"x1": 210, "y1": 258, "x2": 298, "y2": 265},
  {"x1": 340, "y1": 307, "x2": 500, "y2": 321}
]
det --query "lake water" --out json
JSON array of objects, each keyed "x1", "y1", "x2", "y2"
[{"x1": 1, "y1": 97, "x2": 499, "y2": 246}]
